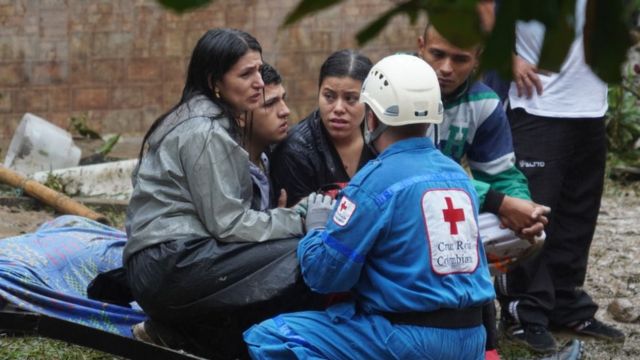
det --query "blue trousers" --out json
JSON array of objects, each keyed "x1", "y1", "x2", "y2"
[{"x1": 244, "y1": 302, "x2": 486, "y2": 360}]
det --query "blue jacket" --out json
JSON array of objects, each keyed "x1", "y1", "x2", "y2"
[{"x1": 298, "y1": 137, "x2": 495, "y2": 314}]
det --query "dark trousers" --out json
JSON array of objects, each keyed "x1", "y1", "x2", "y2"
[
  {"x1": 127, "y1": 237, "x2": 323, "y2": 359},
  {"x1": 497, "y1": 108, "x2": 605, "y2": 327},
  {"x1": 484, "y1": 302, "x2": 498, "y2": 350}
]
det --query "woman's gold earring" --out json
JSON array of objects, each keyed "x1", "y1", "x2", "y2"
[{"x1": 214, "y1": 87, "x2": 220, "y2": 98}]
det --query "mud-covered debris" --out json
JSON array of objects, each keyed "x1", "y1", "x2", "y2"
[{"x1": 607, "y1": 298, "x2": 640, "y2": 323}]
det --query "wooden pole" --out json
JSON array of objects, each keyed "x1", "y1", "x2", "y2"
[{"x1": 0, "y1": 165, "x2": 109, "y2": 224}]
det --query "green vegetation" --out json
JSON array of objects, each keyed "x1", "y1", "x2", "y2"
[
  {"x1": 96, "y1": 135, "x2": 121, "y2": 157},
  {"x1": 0, "y1": 2, "x2": 637, "y2": 358},
  {"x1": 68, "y1": 114, "x2": 102, "y2": 140},
  {"x1": 98, "y1": 206, "x2": 127, "y2": 229},
  {"x1": 158, "y1": 0, "x2": 637, "y2": 83},
  {"x1": 68, "y1": 114, "x2": 121, "y2": 160},
  {"x1": 0, "y1": 334, "x2": 123, "y2": 360},
  {"x1": 607, "y1": 63, "x2": 640, "y2": 173},
  {"x1": 497, "y1": 339, "x2": 536, "y2": 359},
  {"x1": 43, "y1": 172, "x2": 66, "y2": 194}
]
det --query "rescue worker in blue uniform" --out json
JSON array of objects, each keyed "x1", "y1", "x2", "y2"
[{"x1": 243, "y1": 54, "x2": 495, "y2": 360}]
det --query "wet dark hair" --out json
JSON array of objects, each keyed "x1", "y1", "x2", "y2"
[
  {"x1": 242, "y1": 63, "x2": 282, "y2": 149},
  {"x1": 260, "y1": 63, "x2": 282, "y2": 86},
  {"x1": 422, "y1": 21, "x2": 482, "y2": 55},
  {"x1": 423, "y1": 21, "x2": 433, "y2": 39},
  {"x1": 318, "y1": 49, "x2": 373, "y2": 88},
  {"x1": 138, "y1": 28, "x2": 262, "y2": 159}
]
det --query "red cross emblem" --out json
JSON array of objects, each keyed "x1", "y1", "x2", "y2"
[
  {"x1": 334, "y1": 196, "x2": 356, "y2": 226},
  {"x1": 442, "y1": 196, "x2": 465, "y2": 235}
]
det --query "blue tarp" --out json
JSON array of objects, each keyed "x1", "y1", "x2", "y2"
[{"x1": 0, "y1": 215, "x2": 146, "y2": 337}]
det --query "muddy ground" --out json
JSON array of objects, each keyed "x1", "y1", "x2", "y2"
[
  {"x1": 578, "y1": 185, "x2": 640, "y2": 359},
  {"x1": 0, "y1": 184, "x2": 637, "y2": 359},
  {"x1": 0, "y1": 135, "x2": 639, "y2": 358}
]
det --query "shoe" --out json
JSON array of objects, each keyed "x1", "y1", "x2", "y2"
[
  {"x1": 132, "y1": 320, "x2": 189, "y2": 349},
  {"x1": 132, "y1": 321, "x2": 156, "y2": 344},
  {"x1": 540, "y1": 339, "x2": 583, "y2": 360},
  {"x1": 504, "y1": 323, "x2": 558, "y2": 354},
  {"x1": 567, "y1": 318, "x2": 625, "y2": 342}
]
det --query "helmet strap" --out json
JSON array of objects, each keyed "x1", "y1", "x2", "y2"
[{"x1": 364, "y1": 109, "x2": 388, "y2": 155}]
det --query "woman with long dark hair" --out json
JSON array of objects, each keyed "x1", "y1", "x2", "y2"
[
  {"x1": 124, "y1": 29, "x2": 315, "y2": 359},
  {"x1": 271, "y1": 49, "x2": 374, "y2": 205}
]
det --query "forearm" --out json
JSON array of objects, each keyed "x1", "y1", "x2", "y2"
[
  {"x1": 297, "y1": 230, "x2": 361, "y2": 293},
  {"x1": 472, "y1": 166, "x2": 531, "y2": 202},
  {"x1": 187, "y1": 131, "x2": 304, "y2": 242}
]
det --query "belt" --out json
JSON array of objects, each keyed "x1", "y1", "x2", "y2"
[{"x1": 381, "y1": 306, "x2": 483, "y2": 328}]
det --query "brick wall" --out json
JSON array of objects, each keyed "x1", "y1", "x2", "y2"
[{"x1": 0, "y1": 0, "x2": 424, "y2": 146}]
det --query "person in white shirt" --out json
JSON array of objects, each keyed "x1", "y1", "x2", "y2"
[{"x1": 497, "y1": 0, "x2": 625, "y2": 354}]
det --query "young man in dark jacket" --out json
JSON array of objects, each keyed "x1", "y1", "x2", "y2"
[{"x1": 417, "y1": 21, "x2": 549, "y2": 359}]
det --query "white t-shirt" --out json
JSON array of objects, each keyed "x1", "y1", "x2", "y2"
[{"x1": 508, "y1": 0, "x2": 608, "y2": 118}]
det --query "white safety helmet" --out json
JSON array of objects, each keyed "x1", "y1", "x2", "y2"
[{"x1": 360, "y1": 54, "x2": 444, "y2": 127}]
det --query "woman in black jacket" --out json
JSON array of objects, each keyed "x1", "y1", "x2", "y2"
[{"x1": 271, "y1": 49, "x2": 374, "y2": 206}]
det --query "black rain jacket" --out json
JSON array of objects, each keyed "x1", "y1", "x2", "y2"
[{"x1": 270, "y1": 110, "x2": 375, "y2": 207}]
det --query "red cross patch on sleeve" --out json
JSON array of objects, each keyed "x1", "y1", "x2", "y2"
[
  {"x1": 333, "y1": 196, "x2": 356, "y2": 227},
  {"x1": 422, "y1": 189, "x2": 479, "y2": 275}
]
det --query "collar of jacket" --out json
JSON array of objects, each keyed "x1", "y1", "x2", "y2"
[
  {"x1": 442, "y1": 80, "x2": 470, "y2": 106},
  {"x1": 307, "y1": 109, "x2": 340, "y2": 174},
  {"x1": 378, "y1": 137, "x2": 436, "y2": 160},
  {"x1": 148, "y1": 94, "x2": 227, "y2": 148}
]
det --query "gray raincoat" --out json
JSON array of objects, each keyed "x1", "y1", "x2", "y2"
[
  {"x1": 124, "y1": 95, "x2": 303, "y2": 264},
  {"x1": 121, "y1": 96, "x2": 320, "y2": 359}
]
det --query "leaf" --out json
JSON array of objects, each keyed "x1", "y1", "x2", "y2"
[
  {"x1": 283, "y1": 0, "x2": 344, "y2": 27},
  {"x1": 584, "y1": 0, "x2": 633, "y2": 83},
  {"x1": 356, "y1": 0, "x2": 426, "y2": 45},
  {"x1": 428, "y1": 0, "x2": 483, "y2": 49},
  {"x1": 356, "y1": 0, "x2": 483, "y2": 47},
  {"x1": 281, "y1": 0, "x2": 633, "y2": 86},
  {"x1": 69, "y1": 115, "x2": 102, "y2": 140},
  {"x1": 479, "y1": 0, "x2": 518, "y2": 80},
  {"x1": 96, "y1": 135, "x2": 121, "y2": 156},
  {"x1": 157, "y1": 0, "x2": 212, "y2": 13},
  {"x1": 356, "y1": 6, "x2": 408, "y2": 45},
  {"x1": 536, "y1": 0, "x2": 575, "y2": 72}
]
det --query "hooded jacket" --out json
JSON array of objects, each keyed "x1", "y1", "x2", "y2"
[{"x1": 124, "y1": 95, "x2": 303, "y2": 263}]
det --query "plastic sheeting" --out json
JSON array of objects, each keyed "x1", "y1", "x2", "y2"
[{"x1": 0, "y1": 215, "x2": 145, "y2": 337}]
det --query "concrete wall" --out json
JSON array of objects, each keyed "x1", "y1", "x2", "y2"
[{"x1": 0, "y1": 0, "x2": 423, "y2": 146}]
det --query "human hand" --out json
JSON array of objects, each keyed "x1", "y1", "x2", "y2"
[
  {"x1": 476, "y1": 0, "x2": 496, "y2": 33},
  {"x1": 291, "y1": 195, "x2": 309, "y2": 217},
  {"x1": 277, "y1": 189, "x2": 287, "y2": 208},
  {"x1": 498, "y1": 196, "x2": 550, "y2": 241},
  {"x1": 518, "y1": 205, "x2": 551, "y2": 241},
  {"x1": 305, "y1": 192, "x2": 336, "y2": 232},
  {"x1": 513, "y1": 54, "x2": 543, "y2": 99}
]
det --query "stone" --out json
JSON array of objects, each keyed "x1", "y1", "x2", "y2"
[{"x1": 607, "y1": 298, "x2": 640, "y2": 323}]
